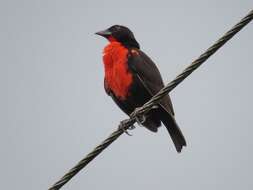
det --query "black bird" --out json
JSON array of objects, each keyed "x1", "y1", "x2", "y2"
[{"x1": 96, "y1": 25, "x2": 186, "y2": 152}]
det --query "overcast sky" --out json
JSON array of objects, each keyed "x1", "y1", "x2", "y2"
[{"x1": 1, "y1": 1, "x2": 253, "y2": 190}]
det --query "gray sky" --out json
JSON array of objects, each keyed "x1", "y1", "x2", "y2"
[{"x1": 1, "y1": 1, "x2": 253, "y2": 190}]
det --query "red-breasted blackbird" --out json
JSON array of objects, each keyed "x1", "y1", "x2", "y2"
[{"x1": 96, "y1": 25, "x2": 186, "y2": 152}]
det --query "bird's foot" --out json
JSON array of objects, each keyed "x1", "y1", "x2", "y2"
[
  {"x1": 129, "y1": 107, "x2": 147, "y2": 127},
  {"x1": 130, "y1": 104, "x2": 158, "y2": 119},
  {"x1": 130, "y1": 107, "x2": 143, "y2": 118},
  {"x1": 118, "y1": 119, "x2": 136, "y2": 136},
  {"x1": 135, "y1": 114, "x2": 146, "y2": 127},
  {"x1": 128, "y1": 104, "x2": 159, "y2": 128}
]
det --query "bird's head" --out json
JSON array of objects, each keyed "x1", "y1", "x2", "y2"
[{"x1": 95, "y1": 25, "x2": 140, "y2": 49}]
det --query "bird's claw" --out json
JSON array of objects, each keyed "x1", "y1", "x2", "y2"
[
  {"x1": 130, "y1": 107, "x2": 143, "y2": 118},
  {"x1": 119, "y1": 119, "x2": 136, "y2": 136},
  {"x1": 119, "y1": 104, "x2": 159, "y2": 135},
  {"x1": 135, "y1": 114, "x2": 146, "y2": 127},
  {"x1": 130, "y1": 106, "x2": 149, "y2": 127}
]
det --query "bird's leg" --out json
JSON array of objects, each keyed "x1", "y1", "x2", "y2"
[
  {"x1": 131, "y1": 104, "x2": 159, "y2": 127},
  {"x1": 135, "y1": 114, "x2": 146, "y2": 127},
  {"x1": 118, "y1": 119, "x2": 136, "y2": 136},
  {"x1": 130, "y1": 107, "x2": 147, "y2": 127},
  {"x1": 130, "y1": 107, "x2": 143, "y2": 119}
]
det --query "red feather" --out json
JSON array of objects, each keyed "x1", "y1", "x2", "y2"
[{"x1": 103, "y1": 41, "x2": 133, "y2": 100}]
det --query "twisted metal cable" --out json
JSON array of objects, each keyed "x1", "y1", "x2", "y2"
[{"x1": 49, "y1": 9, "x2": 253, "y2": 190}]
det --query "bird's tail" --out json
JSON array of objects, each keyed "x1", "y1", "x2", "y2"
[{"x1": 158, "y1": 105, "x2": 186, "y2": 153}]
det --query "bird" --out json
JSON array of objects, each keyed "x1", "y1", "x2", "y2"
[{"x1": 95, "y1": 25, "x2": 186, "y2": 153}]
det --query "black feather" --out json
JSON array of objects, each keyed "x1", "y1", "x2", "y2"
[{"x1": 104, "y1": 48, "x2": 186, "y2": 152}]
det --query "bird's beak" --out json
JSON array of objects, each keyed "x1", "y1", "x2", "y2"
[{"x1": 95, "y1": 29, "x2": 112, "y2": 38}]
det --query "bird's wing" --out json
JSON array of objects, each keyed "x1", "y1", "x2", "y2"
[{"x1": 128, "y1": 49, "x2": 175, "y2": 115}]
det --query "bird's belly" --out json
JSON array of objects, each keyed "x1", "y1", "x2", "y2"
[
  {"x1": 106, "y1": 66, "x2": 133, "y2": 100},
  {"x1": 115, "y1": 76, "x2": 153, "y2": 115}
]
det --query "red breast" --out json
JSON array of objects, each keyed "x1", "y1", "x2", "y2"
[{"x1": 103, "y1": 41, "x2": 133, "y2": 100}]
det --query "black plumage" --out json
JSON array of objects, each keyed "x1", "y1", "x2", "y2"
[{"x1": 97, "y1": 25, "x2": 186, "y2": 152}]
